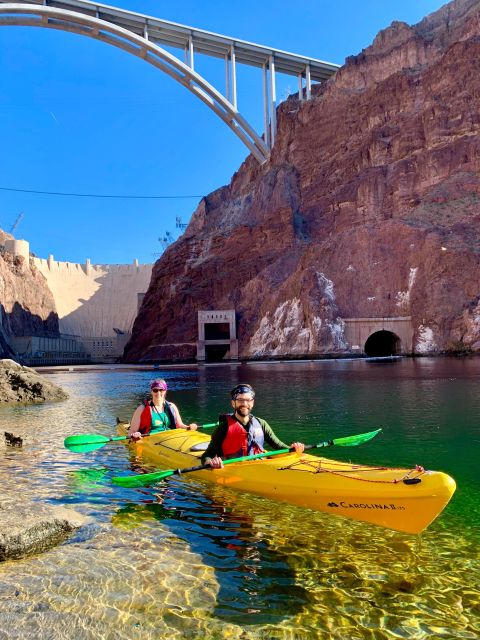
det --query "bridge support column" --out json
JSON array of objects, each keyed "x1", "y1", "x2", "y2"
[
  {"x1": 263, "y1": 63, "x2": 271, "y2": 148},
  {"x1": 305, "y1": 63, "x2": 311, "y2": 99},
  {"x1": 185, "y1": 35, "x2": 194, "y2": 70},
  {"x1": 269, "y1": 55, "x2": 277, "y2": 146},
  {"x1": 230, "y1": 45, "x2": 237, "y2": 108},
  {"x1": 298, "y1": 73, "x2": 304, "y2": 101}
]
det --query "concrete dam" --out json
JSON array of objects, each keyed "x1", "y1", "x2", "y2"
[{"x1": 5, "y1": 238, "x2": 152, "y2": 363}]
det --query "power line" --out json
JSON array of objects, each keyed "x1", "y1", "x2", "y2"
[{"x1": 0, "y1": 186, "x2": 203, "y2": 200}]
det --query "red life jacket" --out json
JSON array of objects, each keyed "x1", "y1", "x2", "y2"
[
  {"x1": 221, "y1": 414, "x2": 265, "y2": 459},
  {"x1": 138, "y1": 400, "x2": 176, "y2": 435}
]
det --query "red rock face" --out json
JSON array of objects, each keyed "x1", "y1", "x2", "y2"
[{"x1": 124, "y1": 0, "x2": 480, "y2": 362}]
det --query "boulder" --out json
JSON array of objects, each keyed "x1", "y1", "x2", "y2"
[
  {"x1": 0, "y1": 359, "x2": 68, "y2": 404},
  {"x1": 0, "y1": 503, "x2": 89, "y2": 561}
]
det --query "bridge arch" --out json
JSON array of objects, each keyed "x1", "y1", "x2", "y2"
[
  {"x1": 0, "y1": 2, "x2": 268, "y2": 162},
  {"x1": 0, "y1": 1, "x2": 338, "y2": 163}
]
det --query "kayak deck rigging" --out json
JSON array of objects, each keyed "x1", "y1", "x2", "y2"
[{"x1": 277, "y1": 457, "x2": 426, "y2": 485}]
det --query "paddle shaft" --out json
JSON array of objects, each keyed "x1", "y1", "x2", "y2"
[
  {"x1": 164, "y1": 438, "x2": 363, "y2": 476},
  {"x1": 160, "y1": 441, "x2": 333, "y2": 476},
  {"x1": 111, "y1": 430, "x2": 382, "y2": 487},
  {"x1": 112, "y1": 446, "x2": 296, "y2": 486}
]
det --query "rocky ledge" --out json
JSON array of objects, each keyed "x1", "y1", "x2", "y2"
[
  {"x1": 0, "y1": 503, "x2": 89, "y2": 561},
  {"x1": 0, "y1": 359, "x2": 68, "y2": 404}
]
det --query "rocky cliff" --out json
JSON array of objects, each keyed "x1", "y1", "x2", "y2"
[
  {"x1": 124, "y1": 0, "x2": 480, "y2": 362},
  {"x1": 0, "y1": 232, "x2": 59, "y2": 357}
]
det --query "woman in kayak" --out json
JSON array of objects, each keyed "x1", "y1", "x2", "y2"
[
  {"x1": 202, "y1": 383, "x2": 304, "y2": 468},
  {"x1": 128, "y1": 379, "x2": 197, "y2": 440}
]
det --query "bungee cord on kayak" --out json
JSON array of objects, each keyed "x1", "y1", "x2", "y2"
[{"x1": 277, "y1": 458, "x2": 427, "y2": 485}]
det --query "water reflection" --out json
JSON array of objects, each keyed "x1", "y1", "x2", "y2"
[{"x1": 111, "y1": 483, "x2": 311, "y2": 626}]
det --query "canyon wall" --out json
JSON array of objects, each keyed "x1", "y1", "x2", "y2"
[
  {"x1": 122, "y1": 0, "x2": 479, "y2": 361},
  {"x1": 0, "y1": 232, "x2": 59, "y2": 357}
]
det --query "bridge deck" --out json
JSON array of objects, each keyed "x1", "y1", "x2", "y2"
[{"x1": 0, "y1": 0, "x2": 339, "y2": 80}]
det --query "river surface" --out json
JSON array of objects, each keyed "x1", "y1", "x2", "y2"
[{"x1": 0, "y1": 357, "x2": 478, "y2": 639}]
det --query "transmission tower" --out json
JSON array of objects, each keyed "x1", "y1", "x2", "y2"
[
  {"x1": 159, "y1": 231, "x2": 175, "y2": 251},
  {"x1": 176, "y1": 216, "x2": 187, "y2": 230}
]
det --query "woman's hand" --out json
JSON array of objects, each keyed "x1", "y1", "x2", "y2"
[
  {"x1": 291, "y1": 442, "x2": 305, "y2": 454},
  {"x1": 204, "y1": 456, "x2": 224, "y2": 469},
  {"x1": 187, "y1": 423, "x2": 198, "y2": 431},
  {"x1": 130, "y1": 431, "x2": 142, "y2": 441}
]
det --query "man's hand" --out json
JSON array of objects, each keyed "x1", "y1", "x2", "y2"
[
  {"x1": 204, "y1": 456, "x2": 224, "y2": 469},
  {"x1": 130, "y1": 432, "x2": 142, "y2": 441},
  {"x1": 187, "y1": 423, "x2": 198, "y2": 431},
  {"x1": 291, "y1": 442, "x2": 305, "y2": 454}
]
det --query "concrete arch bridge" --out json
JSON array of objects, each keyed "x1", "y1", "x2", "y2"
[{"x1": 0, "y1": 0, "x2": 339, "y2": 163}]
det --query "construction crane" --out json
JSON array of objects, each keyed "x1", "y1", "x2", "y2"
[{"x1": 10, "y1": 212, "x2": 24, "y2": 234}]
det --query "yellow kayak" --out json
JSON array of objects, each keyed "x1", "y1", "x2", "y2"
[{"x1": 117, "y1": 424, "x2": 456, "y2": 534}]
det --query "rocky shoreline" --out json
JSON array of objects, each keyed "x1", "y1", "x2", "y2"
[
  {"x1": 0, "y1": 427, "x2": 90, "y2": 561},
  {"x1": 0, "y1": 358, "x2": 86, "y2": 561},
  {"x1": 0, "y1": 359, "x2": 68, "y2": 404}
]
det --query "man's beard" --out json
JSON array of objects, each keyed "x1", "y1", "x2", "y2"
[{"x1": 235, "y1": 406, "x2": 250, "y2": 419}]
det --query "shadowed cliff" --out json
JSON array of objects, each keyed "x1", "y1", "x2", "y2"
[{"x1": 0, "y1": 244, "x2": 60, "y2": 358}]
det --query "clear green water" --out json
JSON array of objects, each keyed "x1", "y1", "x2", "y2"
[{"x1": 0, "y1": 358, "x2": 478, "y2": 639}]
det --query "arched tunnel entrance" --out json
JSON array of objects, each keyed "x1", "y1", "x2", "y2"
[{"x1": 364, "y1": 331, "x2": 401, "y2": 357}]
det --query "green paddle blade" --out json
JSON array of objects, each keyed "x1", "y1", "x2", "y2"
[
  {"x1": 65, "y1": 434, "x2": 111, "y2": 447},
  {"x1": 67, "y1": 442, "x2": 110, "y2": 453},
  {"x1": 64, "y1": 423, "x2": 218, "y2": 455},
  {"x1": 112, "y1": 469, "x2": 175, "y2": 487},
  {"x1": 64, "y1": 433, "x2": 127, "y2": 453},
  {"x1": 332, "y1": 428, "x2": 382, "y2": 447}
]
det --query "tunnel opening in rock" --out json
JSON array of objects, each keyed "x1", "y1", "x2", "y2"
[
  {"x1": 364, "y1": 330, "x2": 401, "y2": 357},
  {"x1": 205, "y1": 344, "x2": 230, "y2": 361}
]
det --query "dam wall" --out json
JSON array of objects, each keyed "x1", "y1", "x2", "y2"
[{"x1": 32, "y1": 253, "x2": 152, "y2": 337}]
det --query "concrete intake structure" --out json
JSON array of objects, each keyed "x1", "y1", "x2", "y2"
[{"x1": 197, "y1": 310, "x2": 238, "y2": 361}]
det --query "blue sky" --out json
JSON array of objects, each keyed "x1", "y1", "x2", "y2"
[{"x1": 0, "y1": 0, "x2": 446, "y2": 264}]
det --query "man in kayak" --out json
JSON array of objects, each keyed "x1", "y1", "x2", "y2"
[
  {"x1": 128, "y1": 379, "x2": 198, "y2": 441},
  {"x1": 202, "y1": 383, "x2": 304, "y2": 468}
]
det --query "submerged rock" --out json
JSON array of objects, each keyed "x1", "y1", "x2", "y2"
[
  {"x1": 0, "y1": 504, "x2": 89, "y2": 561},
  {"x1": 3, "y1": 431, "x2": 38, "y2": 447},
  {"x1": 0, "y1": 359, "x2": 68, "y2": 404}
]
